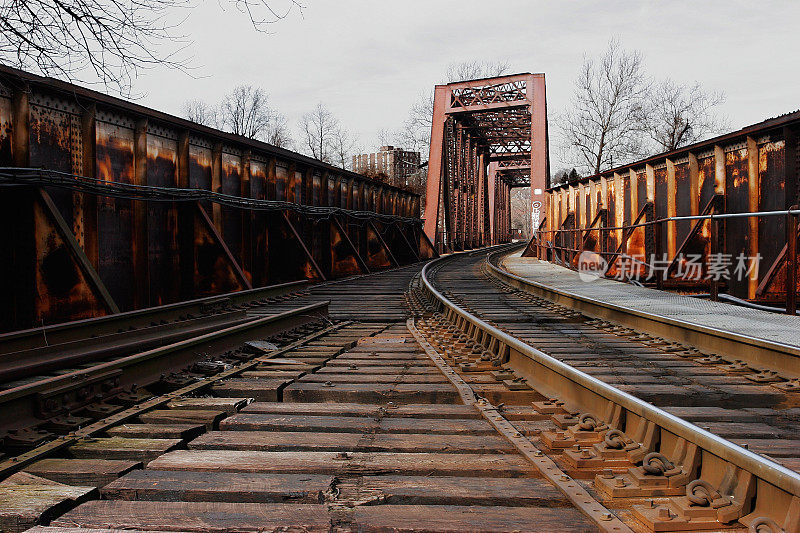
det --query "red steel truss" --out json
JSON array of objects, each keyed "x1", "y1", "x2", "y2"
[{"x1": 423, "y1": 73, "x2": 549, "y2": 251}]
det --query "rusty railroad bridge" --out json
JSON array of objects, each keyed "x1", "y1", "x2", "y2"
[{"x1": 0, "y1": 66, "x2": 799, "y2": 533}]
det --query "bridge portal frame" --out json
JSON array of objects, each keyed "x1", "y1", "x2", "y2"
[{"x1": 423, "y1": 73, "x2": 549, "y2": 252}]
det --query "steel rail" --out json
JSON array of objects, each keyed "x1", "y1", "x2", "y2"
[
  {"x1": 0, "y1": 312, "x2": 258, "y2": 384},
  {"x1": 0, "y1": 280, "x2": 309, "y2": 354},
  {"x1": 0, "y1": 301, "x2": 329, "y2": 431},
  {"x1": 0, "y1": 300, "x2": 328, "y2": 405},
  {"x1": 0, "y1": 308, "x2": 343, "y2": 481},
  {"x1": 420, "y1": 251, "x2": 800, "y2": 498}
]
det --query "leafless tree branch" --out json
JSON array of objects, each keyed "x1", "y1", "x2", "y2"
[
  {"x1": 298, "y1": 103, "x2": 356, "y2": 168},
  {"x1": 181, "y1": 98, "x2": 219, "y2": 128},
  {"x1": 182, "y1": 84, "x2": 293, "y2": 148},
  {"x1": 0, "y1": 0, "x2": 303, "y2": 95},
  {"x1": 559, "y1": 38, "x2": 650, "y2": 175},
  {"x1": 644, "y1": 79, "x2": 728, "y2": 152}
]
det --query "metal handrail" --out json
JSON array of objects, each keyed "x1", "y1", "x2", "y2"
[
  {"x1": 420, "y1": 251, "x2": 800, "y2": 498},
  {"x1": 533, "y1": 207, "x2": 800, "y2": 236}
]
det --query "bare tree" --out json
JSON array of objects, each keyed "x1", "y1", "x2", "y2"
[
  {"x1": 183, "y1": 85, "x2": 293, "y2": 148},
  {"x1": 445, "y1": 60, "x2": 510, "y2": 84},
  {"x1": 299, "y1": 103, "x2": 340, "y2": 164},
  {"x1": 560, "y1": 39, "x2": 649, "y2": 175},
  {"x1": 376, "y1": 128, "x2": 395, "y2": 147},
  {"x1": 644, "y1": 79, "x2": 728, "y2": 152},
  {"x1": 182, "y1": 99, "x2": 219, "y2": 128},
  {"x1": 0, "y1": 0, "x2": 303, "y2": 94},
  {"x1": 330, "y1": 127, "x2": 356, "y2": 170},
  {"x1": 219, "y1": 85, "x2": 273, "y2": 139},
  {"x1": 511, "y1": 187, "x2": 532, "y2": 238},
  {"x1": 265, "y1": 112, "x2": 293, "y2": 149}
]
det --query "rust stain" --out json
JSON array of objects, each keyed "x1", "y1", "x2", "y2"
[
  {"x1": 146, "y1": 134, "x2": 178, "y2": 306},
  {"x1": 276, "y1": 163, "x2": 289, "y2": 201},
  {"x1": 250, "y1": 161, "x2": 266, "y2": 200},
  {"x1": 330, "y1": 223, "x2": 361, "y2": 277},
  {"x1": 727, "y1": 149, "x2": 747, "y2": 189},
  {"x1": 0, "y1": 96, "x2": 11, "y2": 165},
  {"x1": 628, "y1": 227, "x2": 646, "y2": 260},
  {"x1": 220, "y1": 153, "x2": 243, "y2": 262},
  {"x1": 759, "y1": 140, "x2": 785, "y2": 174},
  {"x1": 33, "y1": 199, "x2": 105, "y2": 323},
  {"x1": 95, "y1": 121, "x2": 135, "y2": 310},
  {"x1": 189, "y1": 145, "x2": 212, "y2": 189},
  {"x1": 418, "y1": 231, "x2": 435, "y2": 259},
  {"x1": 29, "y1": 105, "x2": 73, "y2": 171},
  {"x1": 698, "y1": 156, "x2": 715, "y2": 204},
  {"x1": 96, "y1": 122, "x2": 134, "y2": 184},
  {"x1": 366, "y1": 224, "x2": 392, "y2": 269},
  {"x1": 193, "y1": 212, "x2": 243, "y2": 296}
]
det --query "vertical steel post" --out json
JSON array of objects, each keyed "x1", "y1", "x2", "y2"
[
  {"x1": 710, "y1": 216, "x2": 720, "y2": 301},
  {"x1": 785, "y1": 127, "x2": 798, "y2": 314},
  {"x1": 746, "y1": 137, "x2": 760, "y2": 299},
  {"x1": 132, "y1": 118, "x2": 149, "y2": 308},
  {"x1": 423, "y1": 85, "x2": 449, "y2": 245},
  {"x1": 80, "y1": 103, "x2": 99, "y2": 269},
  {"x1": 241, "y1": 150, "x2": 253, "y2": 283},
  {"x1": 528, "y1": 74, "x2": 548, "y2": 231},
  {"x1": 177, "y1": 130, "x2": 195, "y2": 300},
  {"x1": 477, "y1": 152, "x2": 486, "y2": 246},
  {"x1": 788, "y1": 207, "x2": 798, "y2": 315},
  {"x1": 211, "y1": 143, "x2": 223, "y2": 229},
  {"x1": 488, "y1": 162, "x2": 497, "y2": 245},
  {"x1": 654, "y1": 220, "x2": 664, "y2": 290}
]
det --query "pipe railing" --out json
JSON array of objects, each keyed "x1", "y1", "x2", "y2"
[{"x1": 527, "y1": 207, "x2": 800, "y2": 315}]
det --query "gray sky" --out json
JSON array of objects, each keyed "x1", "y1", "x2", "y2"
[{"x1": 132, "y1": 0, "x2": 799, "y2": 167}]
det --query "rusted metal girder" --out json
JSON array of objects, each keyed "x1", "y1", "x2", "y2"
[
  {"x1": 0, "y1": 65, "x2": 436, "y2": 333},
  {"x1": 423, "y1": 74, "x2": 549, "y2": 252},
  {"x1": 527, "y1": 111, "x2": 800, "y2": 308}
]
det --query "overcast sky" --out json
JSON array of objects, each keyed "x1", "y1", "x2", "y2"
[{"x1": 131, "y1": 0, "x2": 799, "y2": 167}]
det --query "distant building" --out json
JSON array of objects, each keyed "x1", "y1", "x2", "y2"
[{"x1": 352, "y1": 146, "x2": 421, "y2": 189}]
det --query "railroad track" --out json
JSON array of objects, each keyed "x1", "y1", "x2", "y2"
[
  {"x1": 413, "y1": 246, "x2": 800, "y2": 532},
  {"x1": 1, "y1": 290, "x2": 609, "y2": 532},
  {"x1": 0, "y1": 262, "x2": 422, "y2": 456},
  {"x1": 0, "y1": 281, "x2": 316, "y2": 449},
  {"x1": 1, "y1": 248, "x2": 798, "y2": 532}
]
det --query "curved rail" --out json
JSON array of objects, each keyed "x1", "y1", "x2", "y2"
[
  {"x1": 420, "y1": 250, "x2": 800, "y2": 499},
  {"x1": 486, "y1": 248, "x2": 800, "y2": 377}
]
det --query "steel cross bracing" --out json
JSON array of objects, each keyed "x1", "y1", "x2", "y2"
[{"x1": 424, "y1": 74, "x2": 549, "y2": 252}]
